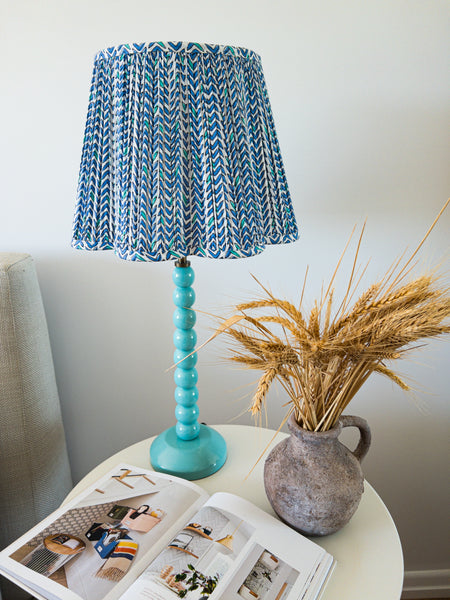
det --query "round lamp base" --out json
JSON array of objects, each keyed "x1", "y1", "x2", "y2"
[{"x1": 150, "y1": 425, "x2": 227, "y2": 480}]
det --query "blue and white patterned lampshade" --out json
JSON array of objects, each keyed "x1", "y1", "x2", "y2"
[{"x1": 72, "y1": 42, "x2": 298, "y2": 260}]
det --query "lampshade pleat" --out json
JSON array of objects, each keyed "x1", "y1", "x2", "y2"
[{"x1": 73, "y1": 42, "x2": 298, "y2": 261}]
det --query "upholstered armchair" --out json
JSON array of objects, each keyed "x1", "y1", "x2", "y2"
[{"x1": 0, "y1": 253, "x2": 73, "y2": 599}]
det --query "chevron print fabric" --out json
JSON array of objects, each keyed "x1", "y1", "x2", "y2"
[{"x1": 72, "y1": 42, "x2": 298, "y2": 261}]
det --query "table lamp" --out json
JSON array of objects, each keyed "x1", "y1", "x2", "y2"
[{"x1": 72, "y1": 41, "x2": 298, "y2": 480}]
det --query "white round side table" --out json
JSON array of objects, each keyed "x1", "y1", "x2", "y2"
[{"x1": 65, "y1": 424, "x2": 404, "y2": 600}]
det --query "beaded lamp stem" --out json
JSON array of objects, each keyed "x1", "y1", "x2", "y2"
[
  {"x1": 150, "y1": 258, "x2": 227, "y2": 479},
  {"x1": 172, "y1": 257, "x2": 199, "y2": 440}
]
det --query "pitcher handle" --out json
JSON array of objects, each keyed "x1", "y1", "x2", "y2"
[{"x1": 340, "y1": 415, "x2": 371, "y2": 463}]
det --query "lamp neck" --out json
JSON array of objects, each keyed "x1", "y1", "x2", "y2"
[{"x1": 175, "y1": 256, "x2": 190, "y2": 268}]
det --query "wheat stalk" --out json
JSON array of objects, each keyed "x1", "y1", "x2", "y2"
[{"x1": 201, "y1": 202, "x2": 449, "y2": 431}]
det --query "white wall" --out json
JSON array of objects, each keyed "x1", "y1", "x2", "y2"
[{"x1": 1, "y1": 0, "x2": 449, "y2": 586}]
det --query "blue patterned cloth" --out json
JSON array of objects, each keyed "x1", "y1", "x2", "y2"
[{"x1": 72, "y1": 42, "x2": 298, "y2": 261}]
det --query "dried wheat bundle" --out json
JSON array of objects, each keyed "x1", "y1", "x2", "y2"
[{"x1": 204, "y1": 202, "x2": 450, "y2": 431}]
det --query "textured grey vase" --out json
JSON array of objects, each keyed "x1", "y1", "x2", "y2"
[{"x1": 264, "y1": 414, "x2": 371, "y2": 536}]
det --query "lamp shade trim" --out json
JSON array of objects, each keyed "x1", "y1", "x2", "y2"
[
  {"x1": 73, "y1": 42, "x2": 298, "y2": 261},
  {"x1": 94, "y1": 41, "x2": 261, "y2": 62}
]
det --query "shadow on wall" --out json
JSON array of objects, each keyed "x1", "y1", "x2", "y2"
[{"x1": 34, "y1": 251, "x2": 176, "y2": 482}]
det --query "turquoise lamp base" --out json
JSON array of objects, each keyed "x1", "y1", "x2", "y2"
[{"x1": 150, "y1": 424, "x2": 227, "y2": 480}]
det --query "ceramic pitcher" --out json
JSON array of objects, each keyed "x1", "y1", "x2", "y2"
[{"x1": 264, "y1": 413, "x2": 371, "y2": 536}]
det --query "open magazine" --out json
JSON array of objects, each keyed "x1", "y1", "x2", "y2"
[{"x1": 0, "y1": 464, "x2": 334, "y2": 600}]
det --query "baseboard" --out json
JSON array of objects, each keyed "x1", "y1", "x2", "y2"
[{"x1": 402, "y1": 569, "x2": 450, "y2": 599}]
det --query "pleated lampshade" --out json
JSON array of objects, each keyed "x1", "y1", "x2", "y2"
[{"x1": 72, "y1": 41, "x2": 298, "y2": 260}]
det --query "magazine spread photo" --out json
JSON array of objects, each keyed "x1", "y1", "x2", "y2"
[{"x1": 0, "y1": 464, "x2": 334, "y2": 600}]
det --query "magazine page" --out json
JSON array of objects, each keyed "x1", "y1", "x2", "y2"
[
  {"x1": 204, "y1": 494, "x2": 334, "y2": 600},
  {"x1": 0, "y1": 464, "x2": 209, "y2": 600},
  {"x1": 117, "y1": 492, "x2": 334, "y2": 600}
]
